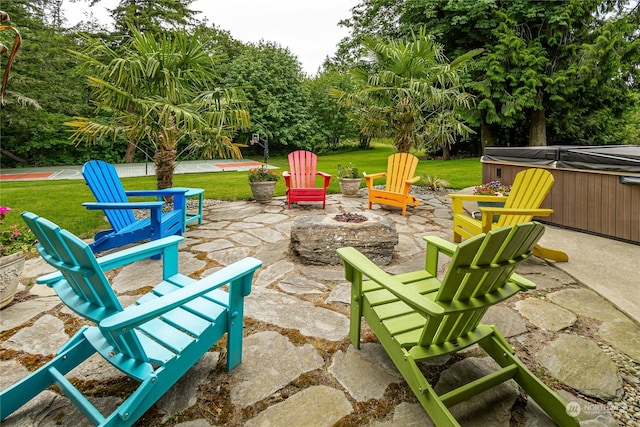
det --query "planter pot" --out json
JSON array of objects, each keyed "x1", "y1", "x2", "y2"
[
  {"x1": 0, "y1": 252, "x2": 25, "y2": 309},
  {"x1": 338, "y1": 178, "x2": 363, "y2": 197},
  {"x1": 477, "y1": 201, "x2": 505, "y2": 222},
  {"x1": 250, "y1": 181, "x2": 277, "y2": 202}
]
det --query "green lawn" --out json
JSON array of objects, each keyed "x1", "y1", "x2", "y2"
[{"x1": 0, "y1": 146, "x2": 481, "y2": 238}]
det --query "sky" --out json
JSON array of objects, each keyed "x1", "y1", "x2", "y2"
[{"x1": 62, "y1": 0, "x2": 359, "y2": 76}]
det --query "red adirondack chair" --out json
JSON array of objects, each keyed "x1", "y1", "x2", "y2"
[{"x1": 283, "y1": 150, "x2": 331, "y2": 209}]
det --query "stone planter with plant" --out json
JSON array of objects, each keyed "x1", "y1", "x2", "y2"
[
  {"x1": 248, "y1": 165, "x2": 280, "y2": 202},
  {"x1": 0, "y1": 207, "x2": 38, "y2": 308},
  {"x1": 472, "y1": 181, "x2": 512, "y2": 221},
  {"x1": 337, "y1": 162, "x2": 362, "y2": 197}
]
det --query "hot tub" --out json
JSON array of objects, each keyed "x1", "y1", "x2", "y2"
[{"x1": 482, "y1": 145, "x2": 640, "y2": 244}]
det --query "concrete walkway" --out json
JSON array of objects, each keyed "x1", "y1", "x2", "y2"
[
  {"x1": 0, "y1": 159, "x2": 269, "y2": 181},
  {"x1": 1, "y1": 191, "x2": 638, "y2": 426}
]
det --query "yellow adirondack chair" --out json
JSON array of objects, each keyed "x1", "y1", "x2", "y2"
[
  {"x1": 337, "y1": 222, "x2": 579, "y2": 427},
  {"x1": 449, "y1": 168, "x2": 568, "y2": 262},
  {"x1": 364, "y1": 153, "x2": 420, "y2": 216}
]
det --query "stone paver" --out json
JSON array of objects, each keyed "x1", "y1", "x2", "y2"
[
  {"x1": 537, "y1": 334, "x2": 623, "y2": 399},
  {"x1": 515, "y1": 298, "x2": 577, "y2": 331},
  {"x1": 244, "y1": 385, "x2": 353, "y2": 427},
  {"x1": 230, "y1": 331, "x2": 324, "y2": 408},
  {"x1": 2, "y1": 192, "x2": 638, "y2": 426}
]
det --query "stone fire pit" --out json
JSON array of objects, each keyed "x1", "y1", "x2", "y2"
[{"x1": 290, "y1": 212, "x2": 398, "y2": 265}]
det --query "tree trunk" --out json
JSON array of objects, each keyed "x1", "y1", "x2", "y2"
[
  {"x1": 481, "y1": 119, "x2": 497, "y2": 152},
  {"x1": 358, "y1": 135, "x2": 371, "y2": 149},
  {"x1": 442, "y1": 144, "x2": 451, "y2": 160},
  {"x1": 154, "y1": 143, "x2": 176, "y2": 190},
  {"x1": 529, "y1": 109, "x2": 547, "y2": 146},
  {"x1": 0, "y1": 147, "x2": 28, "y2": 164},
  {"x1": 124, "y1": 138, "x2": 136, "y2": 163}
]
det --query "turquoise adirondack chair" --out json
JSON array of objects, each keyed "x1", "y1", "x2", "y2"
[
  {"x1": 82, "y1": 160, "x2": 187, "y2": 254},
  {"x1": 337, "y1": 222, "x2": 578, "y2": 427},
  {"x1": 0, "y1": 212, "x2": 262, "y2": 427}
]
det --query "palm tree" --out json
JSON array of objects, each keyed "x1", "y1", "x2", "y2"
[
  {"x1": 66, "y1": 26, "x2": 250, "y2": 189},
  {"x1": 333, "y1": 28, "x2": 481, "y2": 156}
]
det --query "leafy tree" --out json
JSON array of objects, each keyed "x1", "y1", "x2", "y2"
[
  {"x1": 0, "y1": 0, "x2": 100, "y2": 168},
  {"x1": 344, "y1": 0, "x2": 640, "y2": 148},
  {"x1": 66, "y1": 26, "x2": 250, "y2": 189},
  {"x1": 89, "y1": 0, "x2": 199, "y2": 38},
  {"x1": 224, "y1": 41, "x2": 316, "y2": 152},
  {"x1": 305, "y1": 69, "x2": 358, "y2": 150},
  {"x1": 332, "y1": 28, "x2": 480, "y2": 156}
]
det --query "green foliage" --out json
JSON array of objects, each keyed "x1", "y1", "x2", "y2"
[
  {"x1": 66, "y1": 26, "x2": 251, "y2": 189},
  {"x1": 337, "y1": 162, "x2": 360, "y2": 179},
  {"x1": 224, "y1": 41, "x2": 316, "y2": 151},
  {"x1": 247, "y1": 165, "x2": 280, "y2": 182},
  {"x1": 305, "y1": 70, "x2": 359, "y2": 150},
  {"x1": 0, "y1": 0, "x2": 97, "y2": 167},
  {"x1": 0, "y1": 207, "x2": 37, "y2": 257},
  {"x1": 419, "y1": 175, "x2": 450, "y2": 191},
  {"x1": 332, "y1": 27, "x2": 481, "y2": 154},
  {"x1": 341, "y1": 0, "x2": 640, "y2": 148},
  {"x1": 110, "y1": 0, "x2": 199, "y2": 39}
]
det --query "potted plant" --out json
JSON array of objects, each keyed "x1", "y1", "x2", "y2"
[
  {"x1": 0, "y1": 207, "x2": 38, "y2": 308},
  {"x1": 337, "y1": 162, "x2": 362, "y2": 197},
  {"x1": 248, "y1": 164, "x2": 280, "y2": 202},
  {"x1": 472, "y1": 181, "x2": 511, "y2": 221}
]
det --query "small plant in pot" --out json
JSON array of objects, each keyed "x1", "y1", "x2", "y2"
[
  {"x1": 472, "y1": 181, "x2": 511, "y2": 222},
  {"x1": 0, "y1": 207, "x2": 38, "y2": 309},
  {"x1": 337, "y1": 163, "x2": 362, "y2": 196},
  {"x1": 248, "y1": 165, "x2": 280, "y2": 202}
]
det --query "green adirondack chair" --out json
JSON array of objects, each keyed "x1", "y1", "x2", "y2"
[
  {"x1": 337, "y1": 222, "x2": 578, "y2": 427},
  {"x1": 0, "y1": 212, "x2": 262, "y2": 427}
]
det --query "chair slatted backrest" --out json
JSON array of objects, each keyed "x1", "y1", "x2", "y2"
[
  {"x1": 385, "y1": 153, "x2": 419, "y2": 193},
  {"x1": 22, "y1": 212, "x2": 148, "y2": 362},
  {"x1": 420, "y1": 222, "x2": 544, "y2": 346},
  {"x1": 288, "y1": 150, "x2": 318, "y2": 189},
  {"x1": 82, "y1": 160, "x2": 137, "y2": 232},
  {"x1": 498, "y1": 168, "x2": 554, "y2": 227}
]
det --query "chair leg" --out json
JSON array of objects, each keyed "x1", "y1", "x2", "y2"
[
  {"x1": 1, "y1": 330, "x2": 96, "y2": 421},
  {"x1": 479, "y1": 331, "x2": 579, "y2": 427}
]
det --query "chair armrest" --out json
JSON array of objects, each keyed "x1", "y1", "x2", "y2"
[
  {"x1": 37, "y1": 236, "x2": 185, "y2": 286},
  {"x1": 478, "y1": 207, "x2": 553, "y2": 217},
  {"x1": 479, "y1": 208, "x2": 553, "y2": 232},
  {"x1": 337, "y1": 247, "x2": 444, "y2": 316},
  {"x1": 509, "y1": 273, "x2": 537, "y2": 290},
  {"x1": 363, "y1": 172, "x2": 386, "y2": 189},
  {"x1": 423, "y1": 236, "x2": 456, "y2": 275},
  {"x1": 318, "y1": 172, "x2": 332, "y2": 188},
  {"x1": 126, "y1": 189, "x2": 187, "y2": 213},
  {"x1": 83, "y1": 202, "x2": 165, "y2": 210},
  {"x1": 99, "y1": 257, "x2": 262, "y2": 333},
  {"x1": 449, "y1": 194, "x2": 509, "y2": 215},
  {"x1": 405, "y1": 176, "x2": 421, "y2": 185},
  {"x1": 125, "y1": 189, "x2": 188, "y2": 197},
  {"x1": 449, "y1": 194, "x2": 509, "y2": 203}
]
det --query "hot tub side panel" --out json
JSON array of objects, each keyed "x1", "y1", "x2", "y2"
[{"x1": 482, "y1": 162, "x2": 640, "y2": 244}]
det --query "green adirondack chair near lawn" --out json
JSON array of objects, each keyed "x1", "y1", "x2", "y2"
[
  {"x1": 337, "y1": 222, "x2": 578, "y2": 427},
  {"x1": 0, "y1": 212, "x2": 262, "y2": 427}
]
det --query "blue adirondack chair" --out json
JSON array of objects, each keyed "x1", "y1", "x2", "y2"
[
  {"x1": 0, "y1": 212, "x2": 262, "y2": 427},
  {"x1": 82, "y1": 160, "x2": 187, "y2": 254}
]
